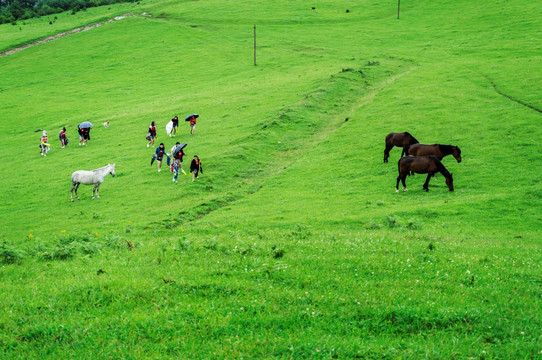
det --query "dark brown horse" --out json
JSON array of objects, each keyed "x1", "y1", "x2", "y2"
[
  {"x1": 408, "y1": 144, "x2": 462, "y2": 163},
  {"x1": 384, "y1": 132, "x2": 419, "y2": 163},
  {"x1": 396, "y1": 155, "x2": 454, "y2": 192}
]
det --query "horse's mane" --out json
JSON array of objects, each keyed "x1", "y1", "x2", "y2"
[
  {"x1": 438, "y1": 144, "x2": 454, "y2": 154},
  {"x1": 433, "y1": 157, "x2": 451, "y2": 177},
  {"x1": 93, "y1": 164, "x2": 113, "y2": 171},
  {"x1": 405, "y1": 132, "x2": 419, "y2": 144}
]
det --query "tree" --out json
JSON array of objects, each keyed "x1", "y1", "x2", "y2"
[{"x1": 8, "y1": 0, "x2": 25, "y2": 20}]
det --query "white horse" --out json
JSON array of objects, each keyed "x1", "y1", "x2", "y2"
[{"x1": 71, "y1": 163, "x2": 115, "y2": 202}]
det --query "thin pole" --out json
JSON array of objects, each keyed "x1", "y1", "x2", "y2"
[
  {"x1": 254, "y1": 24, "x2": 257, "y2": 66},
  {"x1": 397, "y1": 0, "x2": 400, "y2": 19}
]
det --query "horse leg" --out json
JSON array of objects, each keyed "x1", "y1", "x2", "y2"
[
  {"x1": 423, "y1": 174, "x2": 432, "y2": 191},
  {"x1": 96, "y1": 184, "x2": 100, "y2": 199},
  {"x1": 384, "y1": 144, "x2": 393, "y2": 163},
  {"x1": 92, "y1": 184, "x2": 97, "y2": 199},
  {"x1": 70, "y1": 182, "x2": 75, "y2": 202},
  {"x1": 396, "y1": 174, "x2": 408, "y2": 193},
  {"x1": 75, "y1": 183, "x2": 80, "y2": 200},
  {"x1": 401, "y1": 176, "x2": 408, "y2": 192}
]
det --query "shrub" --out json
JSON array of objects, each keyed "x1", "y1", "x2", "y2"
[
  {"x1": 386, "y1": 215, "x2": 402, "y2": 228},
  {"x1": 0, "y1": 241, "x2": 24, "y2": 264},
  {"x1": 365, "y1": 220, "x2": 382, "y2": 230},
  {"x1": 406, "y1": 218, "x2": 422, "y2": 229},
  {"x1": 270, "y1": 245, "x2": 284, "y2": 259},
  {"x1": 37, "y1": 234, "x2": 99, "y2": 261}
]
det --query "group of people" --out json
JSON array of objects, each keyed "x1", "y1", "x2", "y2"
[
  {"x1": 78, "y1": 126, "x2": 91, "y2": 146},
  {"x1": 40, "y1": 125, "x2": 93, "y2": 156},
  {"x1": 168, "y1": 114, "x2": 199, "y2": 137},
  {"x1": 39, "y1": 127, "x2": 70, "y2": 156},
  {"x1": 150, "y1": 116, "x2": 204, "y2": 183},
  {"x1": 147, "y1": 114, "x2": 199, "y2": 147},
  {"x1": 152, "y1": 142, "x2": 203, "y2": 183}
]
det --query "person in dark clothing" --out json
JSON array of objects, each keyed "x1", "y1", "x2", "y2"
[
  {"x1": 83, "y1": 127, "x2": 90, "y2": 145},
  {"x1": 171, "y1": 116, "x2": 179, "y2": 137},
  {"x1": 147, "y1": 121, "x2": 157, "y2": 148},
  {"x1": 190, "y1": 155, "x2": 203, "y2": 181},
  {"x1": 173, "y1": 146, "x2": 185, "y2": 163}
]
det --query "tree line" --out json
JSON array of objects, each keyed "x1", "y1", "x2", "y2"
[{"x1": 0, "y1": 0, "x2": 135, "y2": 24}]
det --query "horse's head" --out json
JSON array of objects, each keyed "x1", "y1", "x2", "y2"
[
  {"x1": 446, "y1": 173, "x2": 454, "y2": 191},
  {"x1": 110, "y1": 163, "x2": 116, "y2": 177},
  {"x1": 453, "y1": 147, "x2": 462, "y2": 163}
]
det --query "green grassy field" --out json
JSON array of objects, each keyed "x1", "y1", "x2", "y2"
[{"x1": 1, "y1": 0, "x2": 541, "y2": 358}]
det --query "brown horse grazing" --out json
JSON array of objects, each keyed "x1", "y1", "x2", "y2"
[
  {"x1": 396, "y1": 155, "x2": 454, "y2": 193},
  {"x1": 408, "y1": 144, "x2": 462, "y2": 163},
  {"x1": 384, "y1": 132, "x2": 419, "y2": 163}
]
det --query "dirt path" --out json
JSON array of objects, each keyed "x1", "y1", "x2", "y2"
[
  {"x1": 0, "y1": 14, "x2": 134, "y2": 58},
  {"x1": 483, "y1": 74, "x2": 542, "y2": 114}
]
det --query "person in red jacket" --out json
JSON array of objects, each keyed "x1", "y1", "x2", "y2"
[
  {"x1": 189, "y1": 116, "x2": 197, "y2": 134},
  {"x1": 147, "y1": 121, "x2": 157, "y2": 148},
  {"x1": 59, "y1": 127, "x2": 68, "y2": 148}
]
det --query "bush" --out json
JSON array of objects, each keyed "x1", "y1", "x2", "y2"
[
  {"x1": 37, "y1": 234, "x2": 99, "y2": 261},
  {"x1": 386, "y1": 215, "x2": 402, "y2": 228},
  {"x1": 0, "y1": 241, "x2": 24, "y2": 264},
  {"x1": 1, "y1": 0, "x2": 137, "y2": 23}
]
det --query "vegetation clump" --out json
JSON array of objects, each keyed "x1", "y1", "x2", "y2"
[{"x1": 0, "y1": 0, "x2": 136, "y2": 24}]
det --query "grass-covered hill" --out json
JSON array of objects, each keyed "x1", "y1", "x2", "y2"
[{"x1": 0, "y1": 0, "x2": 541, "y2": 358}]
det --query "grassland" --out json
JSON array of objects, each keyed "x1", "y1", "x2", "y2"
[{"x1": 0, "y1": 0, "x2": 541, "y2": 358}]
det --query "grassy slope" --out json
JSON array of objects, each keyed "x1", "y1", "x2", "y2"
[
  {"x1": 0, "y1": 0, "x2": 541, "y2": 358},
  {"x1": 0, "y1": 1, "x2": 150, "y2": 53}
]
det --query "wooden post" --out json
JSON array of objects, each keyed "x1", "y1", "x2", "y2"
[{"x1": 254, "y1": 24, "x2": 257, "y2": 66}]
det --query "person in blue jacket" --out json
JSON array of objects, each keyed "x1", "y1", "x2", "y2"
[{"x1": 154, "y1": 143, "x2": 169, "y2": 172}]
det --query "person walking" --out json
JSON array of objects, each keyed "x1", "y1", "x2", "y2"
[
  {"x1": 190, "y1": 155, "x2": 203, "y2": 181},
  {"x1": 171, "y1": 142, "x2": 187, "y2": 175},
  {"x1": 147, "y1": 121, "x2": 157, "y2": 148},
  {"x1": 154, "y1": 143, "x2": 168, "y2": 172},
  {"x1": 59, "y1": 127, "x2": 68, "y2": 148},
  {"x1": 82, "y1": 127, "x2": 90, "y2": 146},
  {"x1": 78, "y1": 126, "x2": 84, "y2": 146},
  {"x1": 171, "y1": 116, "x2": 179, "y2": 137},
  {"x1": 188, "y1": 115, "x2": 198, "y2": 134},
  {"x1": 40, "y1": 131, "x2": 50, "y2": 156},
  {"x1": 168, "y1": 142, "x2": 177, "y2": 167},
  {"x1": 170, "y1": 142, "x2": 180, "y2": 159},
  {"x1": 171, "y1": 157, "x2": 181, "y2": 183}
]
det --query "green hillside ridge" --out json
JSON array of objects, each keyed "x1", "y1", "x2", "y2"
[{"x1": 0, "y1": 0, "x2": 540, "y2": 358}]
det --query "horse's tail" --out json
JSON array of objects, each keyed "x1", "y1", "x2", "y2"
[{"x1": 71, "y1": 171, "x2": 79, "y2": 184}]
